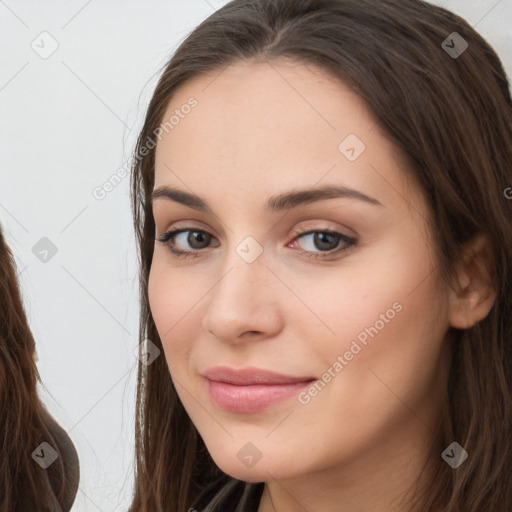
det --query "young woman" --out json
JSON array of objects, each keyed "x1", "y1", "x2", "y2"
[
  {"x1": 129, "y1": 0, "x2": 512, "y2": 510},
  {"x1": 0, "y1": 226, "x2": 80, "y2": 511}
]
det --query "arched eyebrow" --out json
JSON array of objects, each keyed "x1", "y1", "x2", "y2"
[{"x1": 151, "y1": 184, "x2": 384, "y2": 213}]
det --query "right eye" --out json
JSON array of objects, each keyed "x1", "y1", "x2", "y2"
[{"x1": 156, "y1": 228, "x2": 219, "y2": 257}]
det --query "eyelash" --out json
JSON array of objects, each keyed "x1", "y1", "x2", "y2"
[{"x1": 155, "y1": 226, "x2": 358, "y2": 260}]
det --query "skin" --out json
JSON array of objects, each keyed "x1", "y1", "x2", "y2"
[{"x1": 149, "y1": 59, "x2": 496, "y2": 512}]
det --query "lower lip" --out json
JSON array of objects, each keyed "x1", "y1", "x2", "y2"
[{"x1": 205, "y1": 378, "x2": 314, "y2": 413}]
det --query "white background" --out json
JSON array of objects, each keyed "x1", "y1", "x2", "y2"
[{"x1": 0, "y1": 1, "x2": 510, "y2": 510}]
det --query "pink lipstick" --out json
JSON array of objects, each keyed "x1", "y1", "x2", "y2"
[{"x1": 202, "y1": 366, "x2": 315, "y2": 413}]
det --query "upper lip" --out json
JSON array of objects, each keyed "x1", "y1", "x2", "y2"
[{"x1": 202, "y1": 366, "x2": 316, "y2": 385}]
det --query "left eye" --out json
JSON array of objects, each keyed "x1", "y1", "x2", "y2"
[
  {"x1": 288, "y1": 229, "x2": 358, "y2": 259},
  {"x1": 156, "y1": 228, "x2": 357, "y2": 259},
  {"x1": 291, "y1": 230, "x2": 345, "y2": 252}
]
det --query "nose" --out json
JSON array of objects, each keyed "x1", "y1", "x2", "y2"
[{"x1": 201, "y1": 246, "x2": 284, "y2": 345}]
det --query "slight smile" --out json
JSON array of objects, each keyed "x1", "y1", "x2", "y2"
[{"x1": 202, "y1": 366, "x2": 316, "y2": 413}]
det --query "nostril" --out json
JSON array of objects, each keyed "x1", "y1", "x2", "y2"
[{"x1": 242, "y1": 330, "x2": 261, "y2": 337}]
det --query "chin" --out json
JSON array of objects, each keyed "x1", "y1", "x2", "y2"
[{"x1": 206, "y1": 442, "x2": 298, "y2": 483}]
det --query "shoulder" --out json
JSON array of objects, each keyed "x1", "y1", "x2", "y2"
[
  {"x1": 15, "y1": 407, "x2": 80, "y2": 512},
  {"x1": 41, "y1": 407, "x2": 81, "y2": 511}
]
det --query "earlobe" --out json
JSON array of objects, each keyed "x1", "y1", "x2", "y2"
[{"x1": 448, "y1": 233, "x2": 497, "y2": 330}]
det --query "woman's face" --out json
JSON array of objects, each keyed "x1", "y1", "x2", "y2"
[{"x1": 149, "y1": 59, "x2": 453, "y2": 484}]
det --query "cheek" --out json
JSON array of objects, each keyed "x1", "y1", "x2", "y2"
[
  {"x1": 147, "y1": 259, "x2": 199, "y2": 371},
  {"x1": 291, "y1": 235, "x2": 435, "y2": 350},
  {"x1": 298, "y1": 230, "x2": 447, "y2": 377},
  {"x1": 301, "y1": 240, "x2": 448, "y2": 418}
]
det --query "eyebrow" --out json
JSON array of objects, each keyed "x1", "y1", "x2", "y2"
[{"x1": 151, "y1": 184, "x2": 384, "y2": 213}]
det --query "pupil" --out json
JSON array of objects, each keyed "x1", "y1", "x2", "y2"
[
  {"x1": 315, "y1": 232, "x2": 338, "y2": 251},
  {"x1": 189, "y1": 231, "x2": 208, "y2": 249}
]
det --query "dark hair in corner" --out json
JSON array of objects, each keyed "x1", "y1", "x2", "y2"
[
  {"x1": 129, "y1": 0, "x2": 512, "y2": 510},
  {"x1": 0, "y1": 226, "x2": 79, "y2": 511}
]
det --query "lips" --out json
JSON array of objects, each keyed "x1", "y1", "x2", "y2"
[{"x1": 202, "y1": 366, "x2": 316, "y2": 413}]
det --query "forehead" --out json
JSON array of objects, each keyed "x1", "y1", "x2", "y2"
[
  {"x1": 156, "y1": 58, "x2": 370, "y2": 160},
  {"x1": 153, "y1": 59, "x2": 422, "y2": 215}
]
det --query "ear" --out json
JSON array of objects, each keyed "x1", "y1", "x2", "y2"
[{"x1": 448, "y1": 233, "x2": 497, "y2": 329}]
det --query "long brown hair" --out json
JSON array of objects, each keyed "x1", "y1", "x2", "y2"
[
  {"x1": 0, "y1": 226, "x2": 79, "y2": 510},
  {"x1": 129, "y1": 0, "x2": 512, "y2": 510}
]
